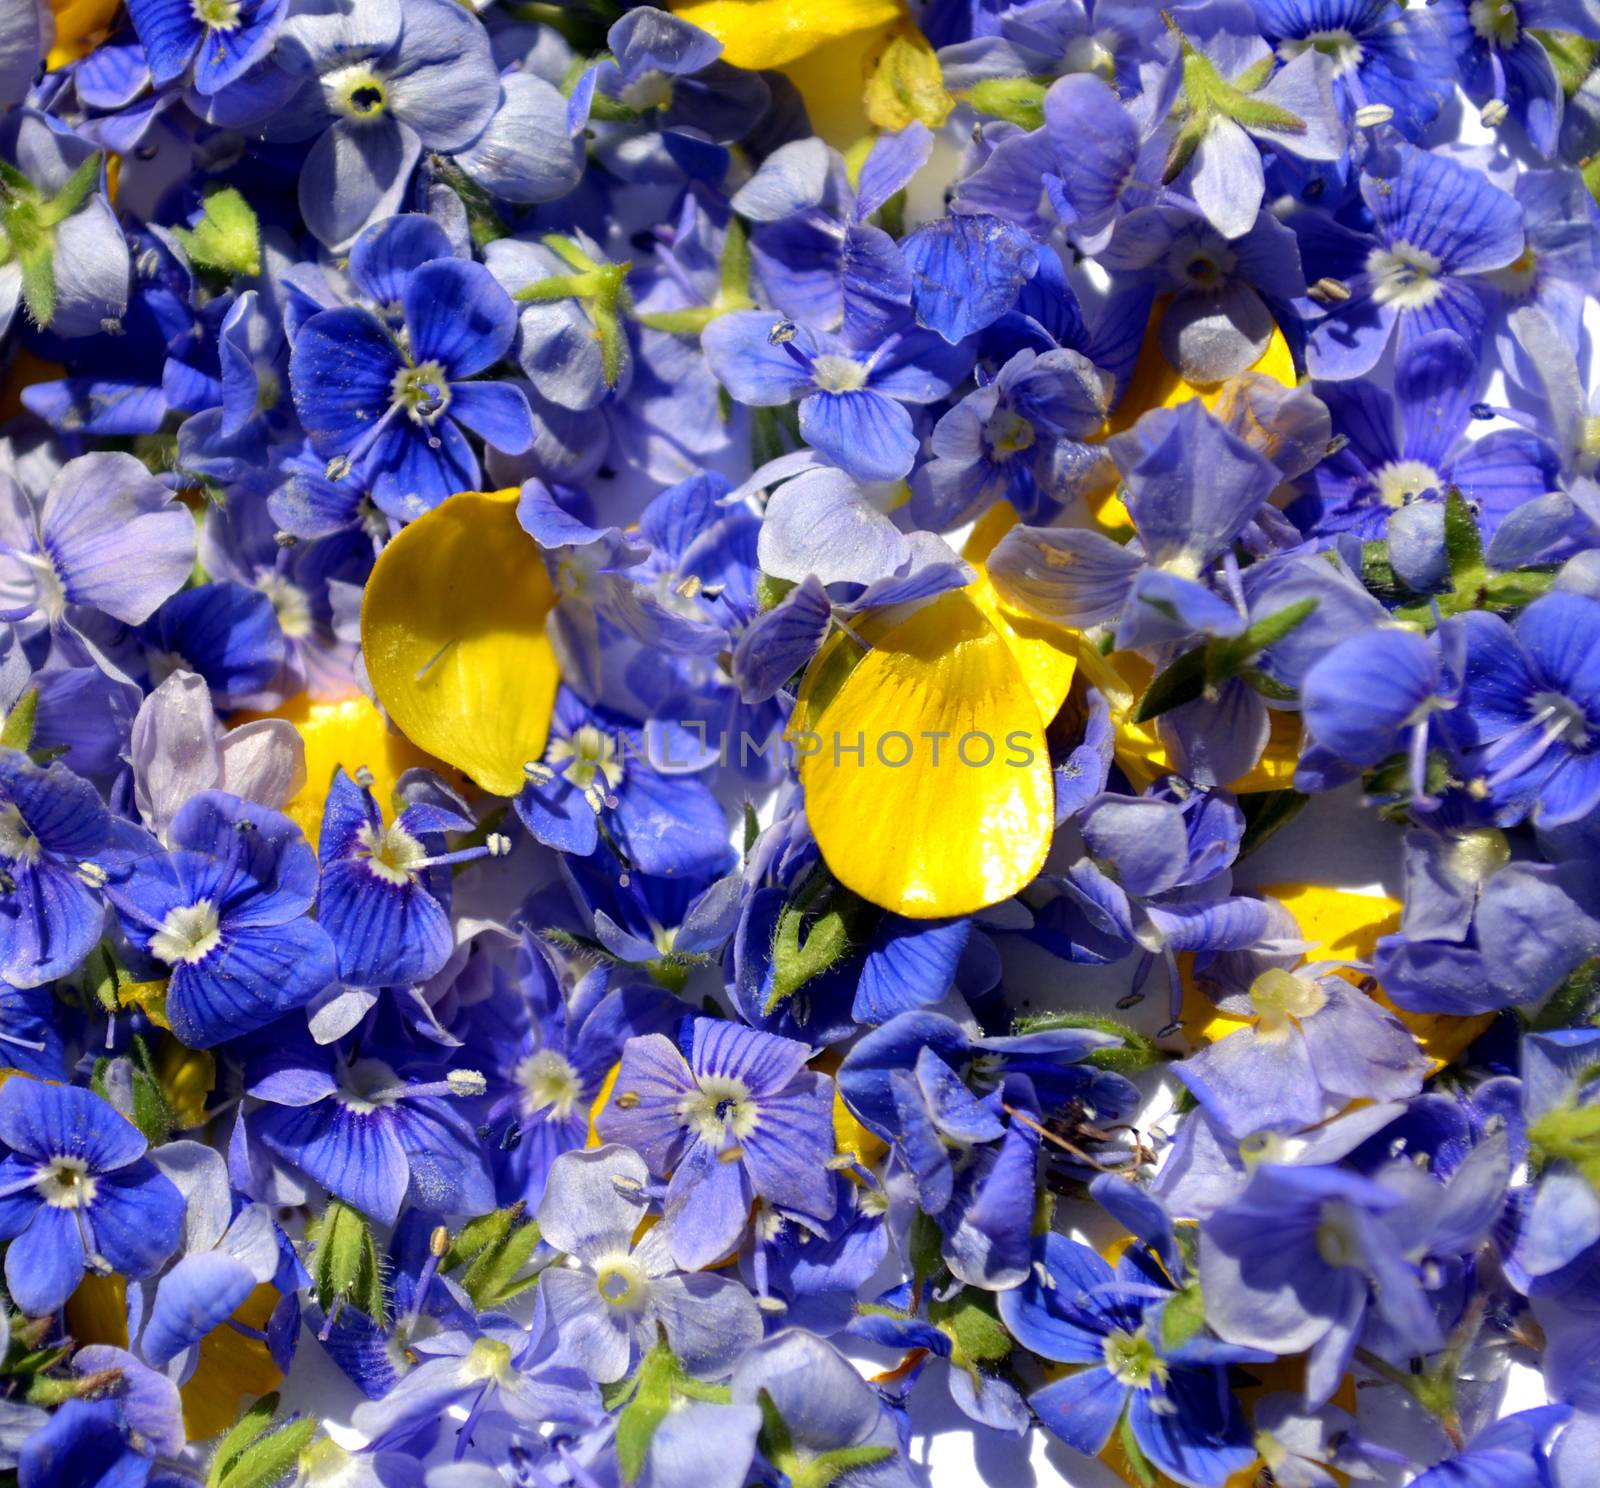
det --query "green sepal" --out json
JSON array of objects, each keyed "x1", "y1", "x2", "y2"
[
  {"x1": 1160, "y1": 1279, "x2": 1206, "y2": 1352},
  {"x1": 928, "y1": 1289, "x2": 1012, "y2": 1367},
  {"x1": 962, "y1": 76, "x2": 1049, "y2": 130},
  {"x1": 444, "y1": 1203, "x2": 543, "y2": 1309},
  {"x1": 1011, "y1": 1010, "x2": 1160, "y2": 1073},
  {"x1": 766, "y1": 866, "x2": 880, "y2": 1012},
  {"x1": 0, "y1": 688, "x2": 38, "y2": 752},
  {"x1": 174, "y1": 187, "x2": 263, "y2": 279},
  {"x1": 613, "y1": 1335, "x2": 732, "y2": 1483},
  {"x1": 310, "y1": 1200, "x2": 387, "y2": 1326}
]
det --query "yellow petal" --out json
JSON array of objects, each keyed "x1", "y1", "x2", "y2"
[
  {"x1": 963, "y1": 504, "x2": 1078, "y2": 723},
  {"x1": 181, "y1": 1284, "x2": 285, "y2": 1440},
  {"x1": 673, "y1": 0, "x2": 902, "y2": 70},
  {"x1": 47, "y1": 0, "x2": 120, "y2": 68},
  {"x1": 361, "y1": 489, "x2": 560, "y2": 797},
  {"x1": 156, "y1": 1034, "x2": 216, "y2": 1130},
  {"x1": 233, "y1": 692, "x2": 453, "y2": 847},
  {"x1": 66, "y1": 1272, "x2": 130, "y2": 1351},
  {"x1": 795, "y1": 590, "x2": 1053, "y2": 918}
]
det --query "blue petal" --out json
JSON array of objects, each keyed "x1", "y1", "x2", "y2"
[
  {"x1": 903, "y1": 213, "x2": 1039, "y2": 344},
  {"x1": 125, "y1": 0, "x2": 200, "y2": 86},
  {"x1": 142, "y1": 1253, "x2": 257, "y2": 1366},
  {"x1": 447, "y1": 379, "x2": 535, "y2": 454},
  {"x1": 1029, "y1": 1367, "x2": 1126, "y2": 1457},
  {"x1": 289, "y1": 307, "x2": 405, "y2": 457},
  {"x1": 318, "y1": 860, "x2": 453, "y2": 989},
  {"x1": 348, "y1": 213, "x2": 455, "y2": 308},
  {"x1": 854, "y1": 916, "x2": 970, "y2": 1025},
  {"x1": 167, "y1": 918, "x2": 338, "y2": 1049},
  {"x1": 403, "y1": 258, "x2": 518, "y2": 377},
  {"x1": 609, "y1": 768, "x2": 733, "y2": 879},
  {"x1": 797, "y1": 389, "x2": 918, "y2": 482}
]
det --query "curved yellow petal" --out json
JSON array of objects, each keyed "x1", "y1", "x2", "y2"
[
  {"x1": 234, "y1": 693, "x2": 453, "y2": 847},
  {"x1": 48, "y1": 0, "x2": 120, "y2": 68},
  {"x1": 361, "y1": 489, "x2": 559, "y2": 797},
  {"x1": 180, "y1": 1284, "x2": 284, "y2": 1440},
  {"x1": 673, "y1": 0, "x2": 902, "y2": 70},
  {"x1": 66, "y1": 1272, "x2": 130, "y2": 1351},
  {"x1": 795, "y1": 590, "x2": 1053, "y2": 918},
  {"x1": 963, "y1": 504, "x2": 1078, "y2": 724},
  {"x1": 156, "y1": 1034, "x2": 216, "y2": 1130}
]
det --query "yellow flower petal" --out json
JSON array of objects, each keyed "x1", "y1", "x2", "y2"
[
  {"x1": 673, "y1": 0, "x2": 902, "y2": 70},
  {"x1": 156, "y1": 1033, "x2": 216, "y2": 1130},
  {"x1": 47, "y1": 0, "x2": 120, "y2": 68},
  {"x1": 181, "y1": 1284, "x2": 285, "y2": 1440},
  {"x1": 361, "y1": 489, "x2": 560, "y2": 798},
  {"x1": 66, "y1": 1272, "x2": 130, "y2": 1351},
  {"x1": 795, "y1": 590, "x2": 1054, "y2": 918},
  {"x1": 233, "y1": 692, "x2": 453, "y2": 847},
  {"x1": 963, "y1": 504, "x2": 1078, "y2": 723}
]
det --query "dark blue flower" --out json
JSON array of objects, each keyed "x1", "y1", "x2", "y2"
[
  {"x1": 0, "y1": 1080, "x2": 183, "y2": 1316},
  {"x1": 290, "y1": 233, "x2": 534, "y2": 521},
  {"x1": 105, "y1": 791, "x2": 338, "y2": 1049}
]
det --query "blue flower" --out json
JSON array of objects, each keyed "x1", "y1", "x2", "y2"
[
  {"x1": 1253, "y1": 0, "x2": 1455, "y2": 141},
  {"x1": 515, "y1": 689, "x2": 736, "y2": 883},
  {"x1": 1448, "y1": 591, "x2": 1600, "y2": 826},
  {"x1": 105, "y1": 791, "x2": 337, "y2": 1048},
  {"x1": 0, "y1": 1080, "x2": 183, "y2": 1316},
  {"x1": 999, "y1": 1231, "x2": 1265, "y2": 1488},
  {"x1": 126, "y1": 0, "x2": 287, "y2": 97},
  {"x1": 480, "y1": 936, "x2": 677, "y2": 1210},
  {"x1": 247, "y1": 1041, "x2": 494, "y2": 1225},
  {"x1": 1298, "y1": 139, "x2": 1524, "y2": 379},
  {"x1": 317, "y1": 767, "x2": 505, "y2": 990},
  {"x1": 143, "y1": 582, "x2": 287, "y2": 708},
  {"x1": 703, "y1": 309, "x2": 972, "y2": 482},
  {"x1": 595, "y1": 1017, "x2": 837, "y2": 1270},
  {"x1": 290, "y1": 233, "x2": 533, "y2": 520},
  {"x1": 535, "y1": 1145, "x2": 763, "y2": 1383},
  {"x1": 272, "y1": 0, "x2": 500, "y2": 249},
  {"x1": 0, "y1": 752, "x2": 111, "y2": 989}
]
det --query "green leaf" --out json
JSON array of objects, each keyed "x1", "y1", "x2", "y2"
[
  {"x1": 1238, "y1": 789, "x2": 1308, "y2": 860},
  {"x1": 428, "y1": 156, "x2": 510, "y2": 249},
  {"x1": 1443, "y1": 488, "x2": 1486, "y2": 590},
  {"x1": 962, "y1": 76, "x2": 1049, "y2": 130},
  {"x1": 212, "y1": 1416, "x2": 318, "y2": 1488},
  {"x1": 1160, "y1": 1280, "x2": 1206, "y2": 1352},
  {"x1": 38, "y1": 153, "x2": 103, "y2": 230},
  {"x1": 615, "y1": 1339, "x2": 682, "y2": 1483},
  {"x1": 206, "y1": 1394, "x2": 280, "y2": 1488},
  {"x1": 1221, "y1": 597, "x2": 1317, "y2": 669},
  {"x1": 929, "y1": 1290, "x2": 1012, "y2": 1366},
  {"x1": 311, "y1": 1200, "x2": 386, "y2": 1325},
  {"x1": 1011, "y1": 1010, "x2": 1160, "y2": 1074},
  {"x1": 1530, "y1": 957, "x2": 1600, "y2": 1030},
  {"x1": 1533, "y1": 30, "x2": 1599, "y2": 96},
  {"x1": 1132, "y1": 644, "x2": 1206, "y2": 723},
  {"x1": 446, "y1": 1204, "x2": 543, "y2": 1309},
  {"x1": 766, "y1": 867, "x2": 880, "y2": 1012},
  {"x1": 0, "y1": 688, "x2": 38, "y2": 752},
  {"x1": 174, "y1": 187, "x2": 262, "y2": 279},
  {"x1": 1481, "y1": 567, "x2": 1558, "y2": 613}
]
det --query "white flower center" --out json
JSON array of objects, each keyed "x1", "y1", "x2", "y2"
[
  {"x1": 1315, "y1": 1200, "x2": 1365, "y2": 1268},
  {"x1": 1278, "y1": 29, "x2": 1364, "y2": 77},
  {"x1": 547, "y1": 726, "x2": 624, "y2": 793},
  {"x1": 193, "y1": 0, "x2": 242, "y2": 28},
  {"x1": 150, "y1": 899, "x2": 222, "y2": 965},
  {"x1": 1529, "y1": 689, "x2": 1590, "y2": 748},
  {"x1": 594, "y1": 1255, "x2": 649, "y2": 1311},
  {"x1": 336, "y1": 1057, "x2": 402, "y2": 1115},
  {"x1": 36, "y1": 1155, "x2": 97, "y2": 1209},
  {"x1": 258, "y1": 573, "x2": 314, "y2": 639},
  {"x1": 1375, "y1": 458, "x2": 1442, "y2": 508},
  {"x1": 391, "y1": 361, "x2": 451, "y2": 424},
  {"x1": 1102, "y1": 1328, "x2": 1167, "y2": 1389},
  {"x1": 516, "y1": 1048, "x2": 583, "y2": 1121},
  {"x1": 0, "y1": 805, "x2": 39, "y2": 865},
  {"x1": 620, "y1": 71, "x2": 674, "y2": 113},
  {"x1": 1469, "y1": 0, "x2": 1520, "y2": 47},
  {"x1": 326, "y1": 66, "x2": 390, "y2": 123},
  {"x1": 1249, "y1": 968, "x2": 1328, "y2": 1036},
  {"x1": 1368, "y1": 241, "x2": 1445, "y2": 312},
  {"x1": 357, "y1": 819, "x2": 427, "y2": 886},
  {"x1": 679, "y1": 1075, "x2": 758, "y2": 1145},
  {"x1": 809, "y1": 355, "x2": 870, "y2": 394}
]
